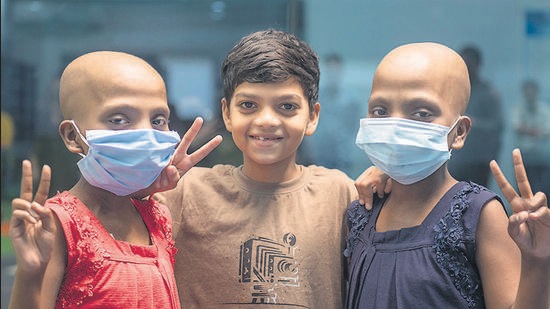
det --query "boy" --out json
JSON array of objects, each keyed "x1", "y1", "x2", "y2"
[
  {"x1": 157, "y1": 29, "x2": 358, "y2": 307},
  {"x1": 8, "y1": 51, "x2": 221, "y2": 308},
  {"x1": 348, "y1": 42, "x2": 549, "y2": 308}
]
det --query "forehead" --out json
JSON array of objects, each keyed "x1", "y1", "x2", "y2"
[
  {"x1": 61, "y1": 57, "x2": 167, "y2": 119},
  {"x1": 370, "y1": 48, "x2": 467, "y2": 115},
  {"x1": 232, "y1": 78, "x2": 307, "y2": 100}
]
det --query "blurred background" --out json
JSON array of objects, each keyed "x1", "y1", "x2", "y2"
[{"x1": 1, "y1": 0, "x2": 549, "y2": 306}]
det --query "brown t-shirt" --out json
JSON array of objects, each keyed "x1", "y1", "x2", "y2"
[{"x1": 157, "y1": 164, "x2": 356, "y2": 308}]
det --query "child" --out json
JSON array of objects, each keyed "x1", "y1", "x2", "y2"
[
  {"x1": 155, "y1": 29, "x2": 361, "y2": 308},
  {"x1": 8, "y1": 51, "x2": 221, "y2": 308},
  {"x1": 347, "y1": 42, "x2": 550, "y2": 308}
]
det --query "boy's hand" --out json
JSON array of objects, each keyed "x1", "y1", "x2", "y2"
[
  {"x1": 134, "y1": 117, "x2": 223, "y2": 198},
  {"x1": 354, "y1": 166, "x2": 391, "y2": 210},
  {"x1": 490, "y1": 149, "x2": 550, "y2": 260},
  {"x1": 9, "y1": 160, "x2": 56, "y2": 275}
]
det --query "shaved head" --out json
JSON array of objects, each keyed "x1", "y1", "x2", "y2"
[
  {"x1": 59, "y1": 51, "x2": 166, "y2": 121},
  {"x1": 373, "y1": 42, "x2": 471, "y2": 115}
]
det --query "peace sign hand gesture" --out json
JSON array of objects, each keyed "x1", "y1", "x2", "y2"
[
  {"x1": 9, "y1": 160, "x2": 57, "y2": 276},
  {"x1": 490, "y1": 149, "x2": 550, "y2": 260},
  {"x1": 134, "y1": 117, "x2": 222, "y2": 198}
]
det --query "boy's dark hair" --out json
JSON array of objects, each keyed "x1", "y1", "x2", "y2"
[{"x1": 222, "y1": 29, "x2": 320, "y2": 110}]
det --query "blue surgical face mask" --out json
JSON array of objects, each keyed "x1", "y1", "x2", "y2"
[
  {"x1": 355, "y1": 117, "x2": 460, "y2": 185},
  {"x1": 72, "y1": 121, "x2": 181, "y2": 196}
]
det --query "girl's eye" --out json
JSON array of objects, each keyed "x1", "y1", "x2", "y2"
[
  {"x1": 412, "y1": 110, "x2": 432, "y2": 119},
  {"x1": 152, "y1": 117, "x2": 168, "y2": 127},
  {"x1": 109, "y1": 117, "x2": 129, "y2": 125},
  {"x1": 371, "y1": 107, "x2": 387, "y2": 117}
]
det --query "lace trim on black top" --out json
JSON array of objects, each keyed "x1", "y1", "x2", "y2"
[
  {"x1": 433, "y1": 182, "x2": 485, "y2": 309},
  {"x1": 344, "y1": 200, "x2": 372, "y2": 258}
]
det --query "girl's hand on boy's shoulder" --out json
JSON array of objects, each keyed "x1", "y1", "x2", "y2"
[
  {"x1": 354, "y1": 166, "x2": 391, "y2": 210},
  {"x1": 9, "y1": 160, "x2": 56, "y2": 276},
  {"x1": 133, "y1": 117, "x2": 223, "y2": 198},
  {"x1": 490, "y1": 149, "x2": 550, "y2": 260}
]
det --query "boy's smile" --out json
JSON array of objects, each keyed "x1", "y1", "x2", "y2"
[
  {"x1": 222, "y1": 78, "x2": 319, "y2": 181},
  {"x1": 250, "y1": 134, "x2": 283, "y2": 145}
]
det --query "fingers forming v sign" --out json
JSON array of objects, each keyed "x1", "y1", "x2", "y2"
[
  {"x1": 490, "y1": 149, "x2": 550, "y2": 259},
  {"x1": 9, "y1": 160, "x2": 56, "y2": 274},
  {"x1": 137, "y1": 117, "x2": 223, "y2": 197},
  {"x1": 171, "y1": 117, "x2": 223, "y2": 175}
]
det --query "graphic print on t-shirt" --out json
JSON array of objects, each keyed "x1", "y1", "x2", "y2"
[{"x1": 236, "y1": 233, "x2": 301, "y2": 305}]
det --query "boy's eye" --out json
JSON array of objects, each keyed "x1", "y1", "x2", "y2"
[
  {"x1": 280, "y1": 103, "x2": 297, "y2": 111},
  {"x1": 239, "y1": 101, "x2": 256, "y2": 109}
]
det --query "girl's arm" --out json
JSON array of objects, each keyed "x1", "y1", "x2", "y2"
[
  {"x1": 476, "y1": 199, "x2": 521, "y2": 309},
  {"x1": 8, "y1": 160, "x2": 68, "y2": 309},
  {"x1": 481, "y1": 149, "x2": 550, "y2": 309},
  {"x1": 8, "y1": 161, "x2": 55, "y2": 309}
]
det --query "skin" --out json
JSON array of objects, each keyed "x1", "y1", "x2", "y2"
[
  {"x1": 364, "y1": 42, "x2": 549, "y2": 309},
  {"x1": 8, "y1": 162, "x2": 54, "y2": 309},
  {"x1": 222, "y1": 78, "x2": 320, "y2": 183},
  {"x1": 8, "y1": 51, "x2": 222, "y2": 309}
]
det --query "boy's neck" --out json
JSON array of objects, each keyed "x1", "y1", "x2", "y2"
[{"x1": 241, "y1": 158, "x2": 302, "y2": 183}]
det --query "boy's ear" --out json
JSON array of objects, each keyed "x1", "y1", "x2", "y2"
[
  {"x1": 221, "y1": 98, "x2": 232, "y2": 132},
  {"x1": 305, "y1": 102, "x2": 321, "y2": 136},
  {"x1": 449, "y1": 116, "x2": 471, "y2": 150},
  {"x1": 59, "y1": 120, "x2": 86, "y2": 155}
]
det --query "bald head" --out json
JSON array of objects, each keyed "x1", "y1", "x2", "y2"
[
  {"x1": 59, "y1": 51, "x2": 166, "y2": 120},
  {"x1": 373, "y1": 42, "x2": 471, "y2": 114}
]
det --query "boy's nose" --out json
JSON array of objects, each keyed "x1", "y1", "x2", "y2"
[{"x1": 254, "y1": 109, "x2": 281, "y2": 127}]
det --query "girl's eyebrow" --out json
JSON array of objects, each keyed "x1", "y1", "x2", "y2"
[
  {"x1": 368, "y1": 97, "x2": 389, "y2": 106},
  {"x1": 403, "y1": 97, "x2": 441, "y2": 110}
]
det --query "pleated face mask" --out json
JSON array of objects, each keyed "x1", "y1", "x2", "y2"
[
  {"x1": 73, "y1": 121, "x2": 181, "y2": 196},
  {"x1": 356, "y1": 117, "x2": 459, "y2": 185}
]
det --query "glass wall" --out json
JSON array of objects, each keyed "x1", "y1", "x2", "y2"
[{"x1": 1, "y1": 2, "x2": 550, "y2": 303}]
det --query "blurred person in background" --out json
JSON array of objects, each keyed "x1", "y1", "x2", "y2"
[
  {"x1": 513, "y1": 79, "x2": 550, "y2": 194},
  {"x1": 305, "y1": 53, "x2": 369, "y2": 178},
  {"x1": 449, "y1": 45, "x2": 503, "y2": 187}
]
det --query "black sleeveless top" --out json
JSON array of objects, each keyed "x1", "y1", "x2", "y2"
[{"x1": 345, "y1": 181, "x2": 502, "y2": 309}]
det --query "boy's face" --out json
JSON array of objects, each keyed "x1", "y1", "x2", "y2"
[{"x1": 222, "y1": 78, "x2": 319, "y2": 168}]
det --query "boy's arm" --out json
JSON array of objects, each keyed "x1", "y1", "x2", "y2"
[
  {"x1": 354, "y1": 166, "x2": 391, "y2": 210},
  {"x1": 489, "y1": 149, "x2": 550, "y2": 309},
  {"x1": 8, "y1": 161, "x2": 56, "y2": 309},
  {"x1": 133, "y1": 117, "x2": 222, "y2": 199}
]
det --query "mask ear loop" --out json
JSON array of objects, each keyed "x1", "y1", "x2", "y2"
[
  {"x1": 447, "y1": 116, "x2": 463, "y2": 155},
  {"x1": 70, "y1": 120, "x2": 89, "y2": 158},
  {"x1": 448, "y1": 116, "x2": 462, "y2": 132}
]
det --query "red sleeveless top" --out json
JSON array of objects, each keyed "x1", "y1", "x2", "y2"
[{"x1": 46, "y1": 191, "x2": 180, "y2": 308}]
